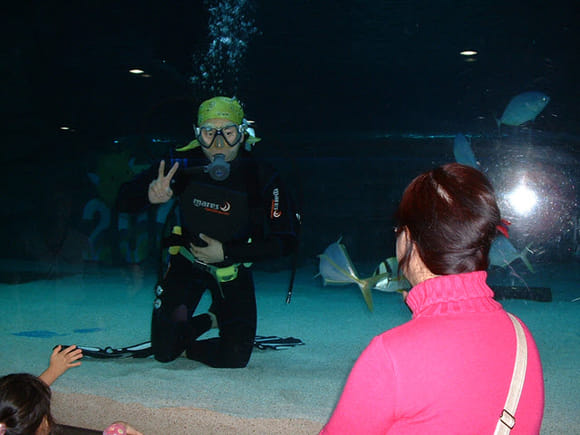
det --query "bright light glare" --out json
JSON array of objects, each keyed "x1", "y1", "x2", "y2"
[
  {"x1": 507, "y1": 184, "x2": 538, "y2": 216},
  {"x1": 129, "y1": 68, "x2": 145, "y2": 74},
  {"x1": 460, "y1": 50, "x2": 478, "y2": 56}
]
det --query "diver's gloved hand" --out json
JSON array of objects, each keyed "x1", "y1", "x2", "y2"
[
  {"x1": 190, "y1": 233, "x2": 224, "y2": 264},
  {"x1": 148, "y1": 160, "x2": 179, "y2": 204}
]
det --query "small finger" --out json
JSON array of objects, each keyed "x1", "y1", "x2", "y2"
[
  {"x1": 70, "y1": 349, "x2": 83, "y2": 357},
  {"x1": 166, "y1": 161, "x2": 179, "y2": 180},
  {"x1": 158, "y1": 160, "x2": 166, "y2": 179}
]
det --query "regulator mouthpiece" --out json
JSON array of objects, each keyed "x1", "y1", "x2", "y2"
[{"x1": 205, "y1": 154, "x2": 230, "y2": 181}]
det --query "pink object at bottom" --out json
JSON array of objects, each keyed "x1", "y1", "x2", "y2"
[{"x1": 103, "y1": 423, "x2": 127, "y2": 435}]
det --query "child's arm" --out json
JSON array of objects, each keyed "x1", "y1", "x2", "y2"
[{"x1": 39, "y1": 345, "x2": 83, "y2": 386}]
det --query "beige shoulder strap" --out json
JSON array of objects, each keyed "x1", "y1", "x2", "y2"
[{"x1": 494, "y1": 313, "x2": 528, "y2": 435}]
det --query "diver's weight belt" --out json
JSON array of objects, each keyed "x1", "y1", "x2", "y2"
[
  {"x1": 166, "y1": 225, "x2": 250, "y2": 284},
  {"x1": 176, "y1": 246, "x2": 240, "y2": 283}
]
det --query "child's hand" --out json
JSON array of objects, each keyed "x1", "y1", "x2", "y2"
[
  {"x1": 39, "y1": 345, "x2": 83, "y2": 386},
  {"x1": 50, "y1": 344, "x2": 83, "y2": 371}
]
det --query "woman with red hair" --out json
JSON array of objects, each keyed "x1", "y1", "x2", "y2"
[{"x1": 321, "y1": 163, "x2": 544, "y2": 434}]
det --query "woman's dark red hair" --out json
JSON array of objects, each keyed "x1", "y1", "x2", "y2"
[{"x1": 395, "y1": 163, "x2": 501, "y2": 275}]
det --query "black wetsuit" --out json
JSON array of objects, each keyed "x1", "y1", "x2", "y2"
[{"x1": 118, "y1": 148, "x2": 298, "y2": 367}]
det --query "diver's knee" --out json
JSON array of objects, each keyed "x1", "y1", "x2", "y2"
[
  {"x1": 154, "y1": 352, "x2": 178, "y2": 363},
  {"x1": 226, "y1": 343, "x2": 253, "y2": 368}
]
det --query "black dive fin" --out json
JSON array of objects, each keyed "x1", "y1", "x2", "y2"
[
  {"x1": 61, "y1": 335, "x2": 305, "y2": 359},
  {"x1": 58, "y1": 341, "x2": 153, "y2": 359},
  {"x1": 254, "y1": 335, "x2": 305, "y2": 350}
]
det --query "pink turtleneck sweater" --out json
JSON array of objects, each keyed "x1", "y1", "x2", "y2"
[{"x1": 321, "y1": 271, "x2": 544, "y2": 434}]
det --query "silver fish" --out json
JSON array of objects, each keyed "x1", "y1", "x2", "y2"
[
  {"x1": 372, "y1": 257, "x2": 411, "y2": 293},
  {"x1": 316, "y1": 237, "x2": 391, "y2": 311}
]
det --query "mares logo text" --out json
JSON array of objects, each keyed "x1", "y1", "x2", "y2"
[
  {"x1": 193, "y1": 198, "x2": 231, "y2": 215},
  {"x1": 271, "y1": 188, "x2": 282, "y2": 218}
]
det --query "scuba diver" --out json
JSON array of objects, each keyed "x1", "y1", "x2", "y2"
[{"x1": 117, "y1": 96, "x2": 299, "y2": 368}]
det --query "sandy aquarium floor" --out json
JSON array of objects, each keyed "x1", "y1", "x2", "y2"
[{"x1": 0, "y1": 259, "x2": 578, "y2": 434}]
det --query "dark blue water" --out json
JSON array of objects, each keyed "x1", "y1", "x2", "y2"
[{"x1": 1, "y1": 1, "x2": 578, "y2": 340}]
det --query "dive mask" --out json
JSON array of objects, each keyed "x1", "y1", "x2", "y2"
[{"x1": 195, "y1": 122, "x2": 247, "y2": 148}]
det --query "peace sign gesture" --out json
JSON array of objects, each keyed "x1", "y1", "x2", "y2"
[{"x1": 148, "y1": 160, "x2": 179, "y2": 204}]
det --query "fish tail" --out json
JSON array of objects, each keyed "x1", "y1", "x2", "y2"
[
  {"x1": 520, "y1": 243, "x2": 535, "y2": 273},
  {"x1": 360, "y1": 279, "x2": 374, "y2": 312}
]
